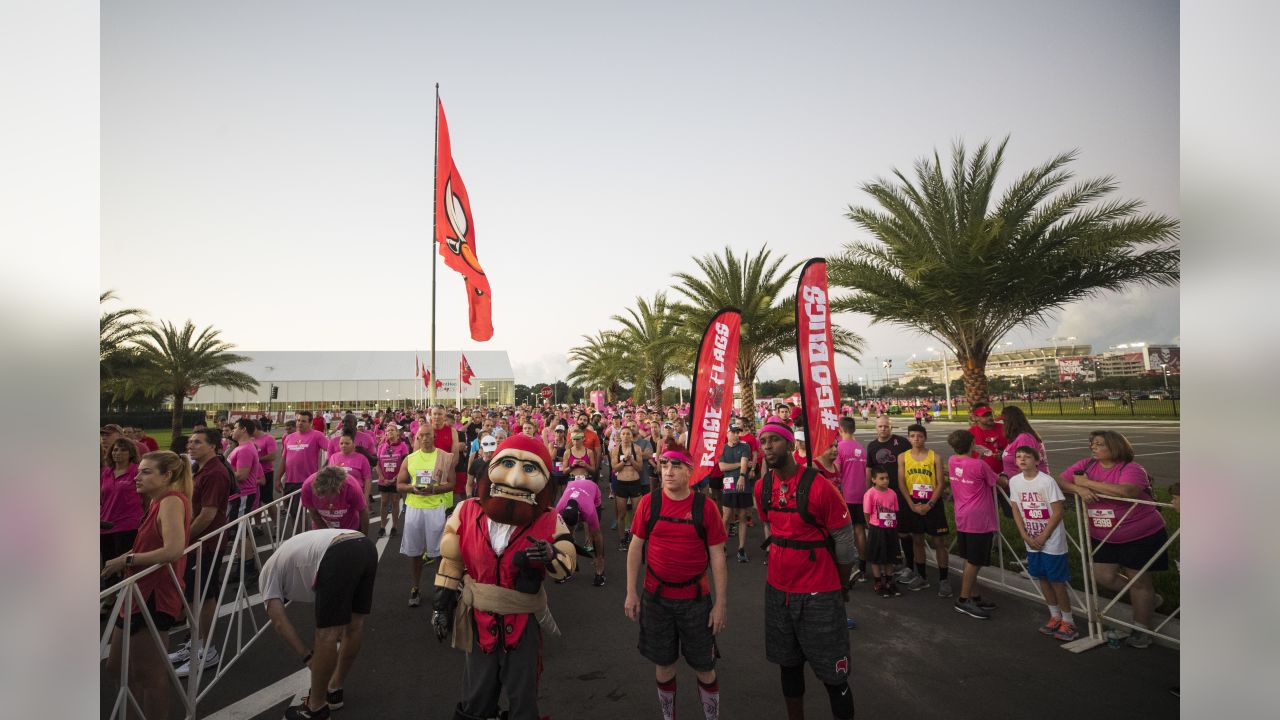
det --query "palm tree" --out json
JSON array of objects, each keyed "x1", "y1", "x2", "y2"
[
  {"x1": 671, "y1": 246, "x2": 864, "y2": 414},
  {"x1": 828, "y1": 139, "x2": 1179, "y2": 403},
  {"x1": 567, "y1": 330, "x2": 635, "y2": 402},
  {"x1": 612, "y1": 292, "x2": 684, "y2": 402},
  {"x1": 134, "y1": 320, "x2": 259, "y2": 437},
  {"x1": 100, "y1": 290, "x2": 152, "y2": 407}
]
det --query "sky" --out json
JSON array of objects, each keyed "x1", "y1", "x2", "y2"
[{"x1": 101, "y1": 0, "x2": 1179, "y2": 387}]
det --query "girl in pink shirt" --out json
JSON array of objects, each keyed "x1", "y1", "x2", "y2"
[{"x1": 999, "y1": 406, "x2": 1048, "y2": 477}]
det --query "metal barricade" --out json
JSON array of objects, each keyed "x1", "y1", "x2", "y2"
[{"x1": 100, "y1": 488, "x2": 305, "y2": 720}]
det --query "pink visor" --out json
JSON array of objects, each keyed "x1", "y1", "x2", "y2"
[{"x1": 759, "y1": 416, "x2": 795, "y2": 443}]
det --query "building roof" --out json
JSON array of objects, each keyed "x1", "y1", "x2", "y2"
[{"x1": 229, "y1": 351, "x2": 513, "y2": 382}]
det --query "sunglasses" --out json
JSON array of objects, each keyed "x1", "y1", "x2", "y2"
[{"x1": 656, "y1": 459, "x2": 688, "y2": 468}]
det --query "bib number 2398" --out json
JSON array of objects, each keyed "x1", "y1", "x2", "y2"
[{"x1": 1087, "y1": 508, "x2": 1116, "y2": 529}]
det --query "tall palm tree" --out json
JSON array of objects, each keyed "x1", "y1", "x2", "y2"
[
  {"x1": 671, "y1": 246, "x2": 864, "y2": 414},
  {"x1": 612, "y1": 292, "x2": 683, "y2": 402},
  {"x1": 134, "y1": 320, "x2": 258, "y2": 437},
  {"x1": 828, "y1": 139, "x2": 1179, "y2": 403},
  {"x1": 100, "y1": 290, "x2": 152, "y2": 406},
  {"x1": 567, "y1": 330, "x2": 635, "y2": 402}
]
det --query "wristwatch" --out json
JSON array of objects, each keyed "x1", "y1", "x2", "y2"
[{"x1": 124, "y1": 553, "x2": 135, "y2": 567}]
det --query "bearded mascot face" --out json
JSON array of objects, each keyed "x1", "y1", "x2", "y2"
[{"x1": 480, "y1": 435, "x2": 555, "y2": 526}]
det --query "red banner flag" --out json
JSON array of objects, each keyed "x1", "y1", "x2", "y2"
[
  {"x1": 460, "y1": 353, "x2": 476, "y2": 386},
  {"x1": 436, "y1": 380, "x2": 444, "y2": 390},
  {"x1": 422, "y1": 368, "x2": 431, "y2": 390},
  {"x1": 435, "y1": 98, "x2": 494, "y2": 342},
  {"x1": 686, "y1": 309, "x2": 741, "y2": 488},
  {"x1": 795, "y1": 259, "x2": 841, "y2": 464}
]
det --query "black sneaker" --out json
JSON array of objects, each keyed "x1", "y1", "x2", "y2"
[
  {"x1": 888, "y1": 581, "x2": 903, "y2": 597},
  {"x1": 377, "y1": 527, "x2": 386, "y2": 538},
  {"x1": 284, "y1": 696, "x2": 330, "y2": 719},
  {"x1": 389, "y1": 526, "x2": 398, "y2": 537},
  {"x1": 736, "y1": 549, "x2": 748, "y2": 563},
  {"x1": 974, "y1": 598, "x2": 996, "y2": 611},
  {"x1": 326, "y1": 688, "x2": 344, "y2": 709},
  {"x1": 592, "y1": 574, "x2": 606, "y2": 587},
  {"x1": 953, "y1": 598, "x2": 991, "y2": 619}
]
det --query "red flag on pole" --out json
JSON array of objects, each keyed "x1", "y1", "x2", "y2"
[
  {"x1": 460, "y1": 353, "x2": 476, "y2": 386},
  {"x1": 436, "y1": 379, "x2": 444, "y2": 390},
  {"x1": 422, "y1": 368, "x2": 431, "y2": 390},
  {"x1": 795, "y1": 259, "x2": 841, "y2": 464},
  {"x1": 416, "y1": 356, "x2": 421, "y2": 378},
  {"x1": 686, "y1": 309, "x2": 741, "y2": 488},
  {"x1": 435, "y1": 98, "x2": 494, "y2": 342}
]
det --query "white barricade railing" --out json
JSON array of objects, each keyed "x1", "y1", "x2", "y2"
[
  {"x1": 943, "y1": 485, "x2": 1179, "y2": 654},
  {"x1": 100, "y1": 488, "x2": 305, "y2": 720}
]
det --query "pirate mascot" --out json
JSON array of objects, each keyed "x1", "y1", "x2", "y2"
[{"x1": 433, "y1": 434, "x2": 577, "y2": 720}]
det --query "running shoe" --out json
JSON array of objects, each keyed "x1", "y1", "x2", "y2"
[
  {"x1": 974, "y1": 598, "x2": 996, "y2": 611},
  {"x1": 953, "y1": 598, "x2": 991, "y2": 619},
  {"x1": 877, "y1": 583, "x2": 892, "y2": 599},
  {"x1": 905, "y1": 575, "x2": 929, "y2": 592},
  {"x1": 887, "y1": 581, "x2": 903, "y2": 597},
  {"x1": 1039, "y1": 618, "x2": 1063, "y2": 636},
  {"x1": 592, "y1": 574, "x2": 606, "y2": 587},
  {"x1": 847, "y1": 567, "x2": 862, "y2": 585},
  {"x1": 736, "y1": 549, "x2": 748, "y2": 563},
  {"x1": 167, "y1": 640, "x2": 192, "y2": 665},
  {"x1": 423, "y1": 555, "x2": 436, "y2": 565},
  {"x1": 1053, "y1": 623, "x2": 1080, "y2": 642},
  {"x1": 326, "y1": 688, "x2": 343, "y2": 710},
  {"x1": 1126, "y1": 630, "x2": 1153, "y2": 648},
  {"x1": 284, "y1": 696, "x2": 330, "y2": 720},
  {"x1": 389, "y1": 526, "x2": 398, "y2": 537},
  {"x1": 377, "y1": 527, "x2": 386, "y2": 538},
  {"x1": 894, "y1": 568, "x2": 918, "y2": 583},
  {"x1": 174, "y1": 646, "x2": 219, "y2": 677},
  {"x1": 408, "y1": 587, "x2": 421, "y2": 607}
]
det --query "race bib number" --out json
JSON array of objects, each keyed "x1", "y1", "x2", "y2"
[
  {"x1": 414, "y1": 468, "x2": 435, "y2": 489},
  {"x1": 381, "y1": 457, "x2": 400, "y2": 475},
  {"x1": 723, "y1": 476, "x2": 737, "y2": 491},
  {"x1": 1021, "y1": 501, "x2": 1049, "y2": 533},
  {"x1": 911, "y1": 483, "x2": 933, "y2": 501},
  {"x1": 878, "y1": 511, "x2": 897, "y2": 528},
  {"x1": 1087, "y1": 508, "x2": 1116, "y2": 529}
]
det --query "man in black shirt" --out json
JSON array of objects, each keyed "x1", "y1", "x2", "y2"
[{"x1": 865, "y1": 416, "x2": 915, "y2": 582}]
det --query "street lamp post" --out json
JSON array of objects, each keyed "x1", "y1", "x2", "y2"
[
  {"x1": 857, "y1": 376, "x2": 866, "y2": 400},
  {"x1": 1161, "y1": 363, "x2": 1169, "y2": 391},
  {"x1": 927, "y1": 347, "x2": 953, "y2": 419}
]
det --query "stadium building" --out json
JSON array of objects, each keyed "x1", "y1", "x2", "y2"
[
  {"x1": 904, "y1": 343, "x2": 1094, "y2": 385},
  {"x1": 184, "y1": 350, "x2": 515, "y2": 412}
]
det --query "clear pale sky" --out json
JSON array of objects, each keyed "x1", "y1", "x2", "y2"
[{"x1": 101, "y1": 0, "x2": 1179, "y2": 386}]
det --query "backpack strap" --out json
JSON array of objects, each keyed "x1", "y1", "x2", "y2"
[
  {"x1": 642, "y1": 491, "x2": 711, "y2": 599},
  {"x1": 765, "y1": 468, "x2": 835, "y2": 562}
]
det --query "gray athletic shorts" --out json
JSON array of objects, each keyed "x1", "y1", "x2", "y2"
[{"x1": 764, "y1": 583, "x2": 850, "y2": 684}]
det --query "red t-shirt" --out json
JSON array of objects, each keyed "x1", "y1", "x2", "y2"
[
  {"x1": 312, "y1": 416, "x2": 325, "y2": 432},
  {"x1": 754, "y1": 466, "x2": 852, "y2": 593},
  {"x1": 631, "y1": 490, "x2": 727, "y2": 599},
  {"x1": 968, "y1": 423, "x2": 1008, "y2": 475}
]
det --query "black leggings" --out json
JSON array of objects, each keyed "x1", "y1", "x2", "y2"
[{"x1": 780, "y1": 664, "x2": 854, "y2": 719}]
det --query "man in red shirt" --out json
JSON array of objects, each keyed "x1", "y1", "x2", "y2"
[
  {"x1": 968, "y1": 402, "x2": 1010, "y2": 516},
  {"x1": 624, "y1": 444, "x2": 727, "y2": 720},
  {"x1": 754, "y1": 417, "x2": 856, "y2": 720}
]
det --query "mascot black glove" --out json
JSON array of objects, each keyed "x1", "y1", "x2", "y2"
[{"x1": 432, "y1": 587, "x2": 460, "y2": 642}]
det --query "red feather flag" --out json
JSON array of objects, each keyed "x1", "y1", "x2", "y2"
[
  {"x1": 435, "y1": 98, "x2": 494, "y2": 342},
  {"x1": 795, "y1": 259, "x2": 841, "y2": 464},
  {"x1": 460, "y1": 353, "x2": 476, "y2": 386},
  {"x1": 686, "y1": 309, "x2": 741, "y2": 488},
  {"x1": 422, "y1": 368, "x2": 431, "y2": 390}
]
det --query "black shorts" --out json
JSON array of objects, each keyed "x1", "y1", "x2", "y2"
[
  {"x1": 956, "y1": 531, "x2": 994, "y2": 567},
  {"x1": 864, "y1": 525, "x2": 898, "y2": 565},
  {"x1": 227, "y1": 494, "x2": 255, "y2": 521},
  {"x1": 116, "y1": 595, "x2": 176, "y2": 635},
  {"x1": 637, "y1": 590, "x2": 718, "y2": 672},
  {"x1": 376, "y1": 482, "x2": 399, "y2": 493},
  {"x1": 723, "y1": 490, "x2": 753, "y2": 509},
  {"x1": 182, "y1": 551, "x2": 224, "y2": 604},
  {"x1": 763, "y1": 584, "x2": 850, "y2": 685},
  {"x1": 1093, "y1": 528, "x2": 1171, "y2": 572},
  {"x1": 615, "y1": 480, "x2": 647, "y2": 499},
  {"x1": 314, "y1": 536, "x2": 378, "y2": 628},
  {"x1": 846, "y1": 503, "x2": 865, "y2": 526},
  {"x1": 898, "y1": 500, "x2": 950, "y2": 536},
  {"x1": 259, "y1": 470, "x2": 275, "y2": 503}
]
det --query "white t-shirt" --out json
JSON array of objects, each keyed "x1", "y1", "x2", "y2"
[
  {"x1": 259, "y1": 528, "x2": 361, "y2": 604},
  {"x1": 1008, "y1": 471, "x2": 1068, "y2": 555}
]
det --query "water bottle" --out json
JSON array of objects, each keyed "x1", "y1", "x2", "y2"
[{"x1": 1105, "y1": 629, "x2": 1121, "y2": 649}]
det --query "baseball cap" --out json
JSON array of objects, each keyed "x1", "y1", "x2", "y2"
[
  {"x1": 480, "y1": 436, "x2": 498, "y2": 451},
  {"x1": 794, "y1": 430, "x2": 806, "y2": 442},
  {"x1": 972, "y1": 405, "x2": 993, "y2": 417}
]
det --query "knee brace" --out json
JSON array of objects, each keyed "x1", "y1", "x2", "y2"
[
  {"x1": 825, "y1": 682, "x2": 855, "y2": 719},
  {"x1": 780, "y1": 663, "x2": 805, "y2": 698}
]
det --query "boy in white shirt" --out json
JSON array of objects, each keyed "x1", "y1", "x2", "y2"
[{"x1": 1008, "y1": 445, "x2": 1077, "y2": 641}]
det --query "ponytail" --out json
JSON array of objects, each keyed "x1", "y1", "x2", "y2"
[{"x1": 142, "y1": 451, "x2": 193, "y2": 498}]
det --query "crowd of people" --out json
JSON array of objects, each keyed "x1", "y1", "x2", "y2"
[{"x1": 99, "y1": 398, "x2": 1177, "y2": 720}]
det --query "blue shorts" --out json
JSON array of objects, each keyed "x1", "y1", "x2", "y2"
[{"x1": 1026, "y1": 551, "x2": 1070, "y2": 583}]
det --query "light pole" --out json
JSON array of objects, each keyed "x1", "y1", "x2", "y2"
[
  {"x1": 928, "y1": 347, "x2": 953, "y2": 419},
  {"x1": 1161, "y1": 363, "x2": 1169, "y2": 391},
  {"x1": 857, "y1": 376, "x2": 866, "y2": 400}
]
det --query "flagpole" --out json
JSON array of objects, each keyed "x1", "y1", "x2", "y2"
[{"x1": 430, "y1": 83, "x2": 440, "y2": 407}]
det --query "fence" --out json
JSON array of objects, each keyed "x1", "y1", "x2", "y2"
[
  {"x1": 952, "y1": 485, "x2": 1180, "y2": 653},
  {"x1": 100, "y1": 488, "x2": 307, "y2": 720}
]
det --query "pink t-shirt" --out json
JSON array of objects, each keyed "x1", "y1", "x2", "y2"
[
  {"x1": 1002, "y1": 432, "x2": 1048, "y2": 477},
  {"x1": 555, "y1": 478, "x2": 603, "y2": 532},
  {"x1": 100, "y1": 464, "x2": 143, "y2": 533},
  {"x1": 281, "y1": 430, "x2": 328, "y2": 485},
  {"x1": 376, "y1": 441, "x2": 411, "y2": 484},
  {"x1": 949, "y1": 455, "x2": 999, "y2": 533},
  {"x1": 1060, "y1": 459, "x2": 1164, "y2": 544},
  {"x1": 328, "y1": 430, "x2": 376, "y2": 456},
  {"x1": 327, "y1": 450, "x2": 372, "y2": 487},
  {"x1": 300, "y1": 473, "x2": 367, "y2": 530},
  {"x1": 253, "y1": 433, "x2": 278, "y2": 468},
  {"x1": 862, "y1": 486, "x2": 899, "y2": 528},
  {"x1": 837, "y1": 438, "x2": 869, "y2": 504},
  {"x1": 228, "y1": 443, "x2": 263, "y2": 499}
]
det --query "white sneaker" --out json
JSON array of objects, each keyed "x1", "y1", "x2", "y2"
[
  {"x1": 174, "y1": 646, "x2": 220, "y2": 677},
  {"x1": 167, "y1": 640, "x2": 192, "y2": 665}
]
